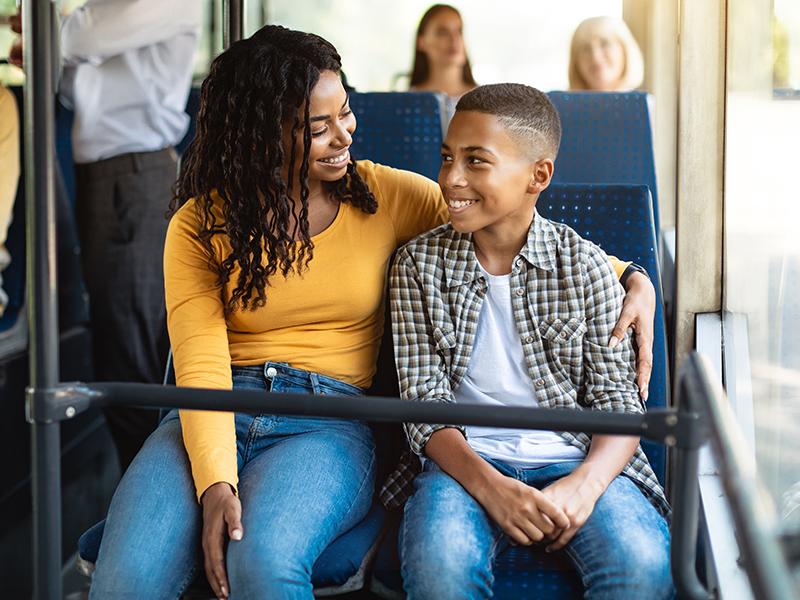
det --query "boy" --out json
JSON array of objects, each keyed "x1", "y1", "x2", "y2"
[{"x1": 390, "y1": 85, "x2": 673, "y2": 599}]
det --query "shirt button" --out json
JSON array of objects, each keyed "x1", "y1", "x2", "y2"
[
  {"x1": 535, "y1": 379, "x2": 545, "y2": 388},
  {"x1": 524, "y1": 336, "x2": 534, "y2": 344},
  {"x1": 515, "y1": 288, "x2": 525, "y2": 296},
  {"x1": 559, "y1": 331, "x2": 568, "y2": 339},
  {"x1": 266, "y1": 367, "x2": 278, "y2": 378}
]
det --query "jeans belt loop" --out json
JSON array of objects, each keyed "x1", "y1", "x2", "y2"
[{"x1": 309, "y1": 372, "x2": 321, "y2": 395}]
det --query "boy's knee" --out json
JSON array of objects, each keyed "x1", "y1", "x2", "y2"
[
  {"x1": 589, "y1": 537, "x2": 673, "y2": 599},
  {"x1": 401, "y1": 534, "x2": 492, "y2": 600}
]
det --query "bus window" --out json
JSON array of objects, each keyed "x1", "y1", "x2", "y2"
[{"x1": 724, "y1": 0, "x2": 800, "y2": 525}]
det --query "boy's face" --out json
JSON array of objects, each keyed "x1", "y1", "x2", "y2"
[{"x1": 439, "y1": 111, "x2": 553, "y2": 235}]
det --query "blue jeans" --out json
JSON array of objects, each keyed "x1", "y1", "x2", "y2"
[
  {"x1": 90, "y1": 362, "x2": 376, "y2": 600},
  {"x1": 400, "y1": 459, "x2": 673, "y2": 600}
]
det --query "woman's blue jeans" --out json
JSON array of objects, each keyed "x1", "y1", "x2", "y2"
[
  {"x1": 89, "y1": 362, "x2": 376, "y2": 600},
  {"x1": 400, "y1": 458, "x2": 674, "y2": 600}
]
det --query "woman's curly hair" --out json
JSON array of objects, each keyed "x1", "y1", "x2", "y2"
[{"x1": 171, "y1": 25, "x2": 377, "y2": 315}]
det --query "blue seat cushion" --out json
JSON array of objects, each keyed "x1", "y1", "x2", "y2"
[
  {"x1": 79, "y1": 502, "x2": 389, "y2": 592},
  {"x1": 370, "y1": 519, "x2": 583, "y2": 599}
]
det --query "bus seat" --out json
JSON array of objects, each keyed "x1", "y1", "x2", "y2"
[
  {"x1": 348, "y1": 92, "x2": 445, "y2": 182},
  {"x1": 370, "y1": 183, "x2": 668, "y2": 599},
  {"x1": 548, "y1": 92, "x2": 661, "y2": 238}
]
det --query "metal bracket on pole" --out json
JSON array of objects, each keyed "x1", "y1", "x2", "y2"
[
  {"x1": 643, "y1": 409, "x2": 707, "y2": 450},
  {"x1": 25, "y1": 383, "x2": 99, "y2": 424}
]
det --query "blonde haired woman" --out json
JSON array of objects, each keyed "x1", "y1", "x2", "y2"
[{"x1": 569, "y1": 16, "x2": 644, "y2": 91}]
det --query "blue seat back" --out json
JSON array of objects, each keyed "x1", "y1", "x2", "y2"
[
  {"x1": 539, "y1": 183, "x2": 668, "y2": 482},
  {"x1": 548, "y1": 92, "x2": 660, "y2": 236},
  {"x1": 348, "y1": 92, "x2": 443, "y2": 182}
]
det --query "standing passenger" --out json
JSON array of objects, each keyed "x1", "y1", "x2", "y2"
[
  {"x1": 409, "y1": 4, "x2": 477, "y2": 117},
  {"x1": 568, "y1": 16, "x2": 644, "y2": 92},
  {"x1": 58, "y1": 0, "x2": 202, "y2": 470},
  {"x1": 0, "y1": 85, "x2": 19, "y2": 316},
  {"x1": 90, "y1": 26, "x2": 658, "y2": 599}
]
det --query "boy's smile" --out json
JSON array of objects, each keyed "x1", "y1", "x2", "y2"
[{"x1": 439, "y1": 110, "x2": 553, "y2": 240}]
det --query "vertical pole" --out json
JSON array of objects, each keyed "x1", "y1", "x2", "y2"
[
  {"x1": 24, "y1": 0, "x2": 62, "y2": 598},
  {"x1": 223, "y1": 0, "x2": 244, "y2": 48}
]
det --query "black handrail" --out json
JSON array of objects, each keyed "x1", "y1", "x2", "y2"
[
  {"x1": 24, "y1": 1, "x2": 61, "y2": 599},
  {"x1": 26, "y1": 377, "x2": 710, "y2": 599},
  {"x1": 672, "y1": 356, "x2": 712, "y2": 600},
  {"x1": 682, "y1": 353, "x2": 798, "y2": 599}
]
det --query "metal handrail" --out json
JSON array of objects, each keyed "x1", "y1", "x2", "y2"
[
  {"x1": 682, "y1": 354, "x2": 798, "y2": 599},
  {"x1": 24, "y1": 1, "x2": 60, "y2": 599},
  {"x1": 26, "y1": 377, "x2": 710, "y2": 600}
]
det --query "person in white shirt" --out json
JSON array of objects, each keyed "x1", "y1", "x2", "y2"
[{"x1": 13, "y1": 0, "x2": 202, "y2": 470}]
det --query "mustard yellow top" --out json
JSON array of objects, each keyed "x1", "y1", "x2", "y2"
[
  {"x1": 165, "y1": 160, "x2": 630, "y2": 500},
  {"x1": 0, "y1": 86, "x2": 20, "y2": 246}
]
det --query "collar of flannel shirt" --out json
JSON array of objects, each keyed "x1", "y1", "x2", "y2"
[{"x1": 443, "y1": 209, "x2": 557, "y2": 289}]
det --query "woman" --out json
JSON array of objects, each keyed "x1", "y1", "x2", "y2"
[
  {"x1": 409, "y1": 4, "x2": 476, "y2": 113},
  {"x1": 568, "y1": 16, "x2": 644, "y2": 92},
  {"x1": 90, "y1": 24, "x2": 657, "y2": 599}
]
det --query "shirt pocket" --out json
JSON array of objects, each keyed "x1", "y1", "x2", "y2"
[
  {"x1": 538, "y1": 316, "x2": 587, "y2": 396},
  {"x1": 538, "y1": 316, "x2": 587, "y2": 344}
]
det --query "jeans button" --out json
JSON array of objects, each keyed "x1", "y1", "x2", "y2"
[{"x1": 266, "y1": 366, "x2": 278, "y2": 378}]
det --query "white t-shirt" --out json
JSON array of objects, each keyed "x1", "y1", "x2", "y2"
[{"x1": 455, "y1": 266, "x2": 586, "y2": 467}]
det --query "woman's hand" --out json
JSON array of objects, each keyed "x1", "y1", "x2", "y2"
[
  {"x1": 201, "y1": 482, "x2": 243, "y2": 599},
  {"x1": 540, "y1": 471, "x2": 605, "y2": 551},
  {"x1": 611, "y1": 271, "x2": 656, "y2": 401},
  {"x1": 474, "y1": 471, "x2": 570, "y2": 546}
]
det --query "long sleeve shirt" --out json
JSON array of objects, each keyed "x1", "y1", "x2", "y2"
[{"x1": 381, "y1": 211, "x2": 669, "y2": 518}]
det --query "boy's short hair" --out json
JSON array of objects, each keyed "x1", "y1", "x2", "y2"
[{"x1": 455, "y1": 84, "x2": 562, "y2": 160}]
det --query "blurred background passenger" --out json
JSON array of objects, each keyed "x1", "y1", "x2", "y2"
[
  {"x1": 0, "y1": 84, "x2": 19, "y2": 316},
  {"x1": 568, "y1": 16, "x2": 644, "y2": 92},
  {"x1": 409, "y1": 4, "x2": 476, "y2": 112},
  {"x1": 9, "y1": 0, "x2": 202, "y2": 471}
]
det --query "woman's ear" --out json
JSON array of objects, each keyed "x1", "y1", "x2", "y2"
[{"x1": 527, "y1": 158, "x2": 555, "y2": 194}]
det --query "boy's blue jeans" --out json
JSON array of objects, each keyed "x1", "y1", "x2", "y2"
[
  {"x1": 400, "y1": 458, "x2": 674, "y2": 600},
  {"x1": 90, "y1": 363, "x2": 376, "y2": 600}
]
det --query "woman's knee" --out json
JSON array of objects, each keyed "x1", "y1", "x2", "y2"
[{"x1": 91, "y1": 417, "x2": 200, "y2": 596}]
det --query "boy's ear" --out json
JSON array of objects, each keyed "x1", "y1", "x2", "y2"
[{"x1": 527, "y1": 158, "x2": 555, "y2": 194}]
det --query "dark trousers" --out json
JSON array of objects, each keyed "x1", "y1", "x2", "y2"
[{"x1": 75, "y1": 148, "x2": 176, "y2": 471}]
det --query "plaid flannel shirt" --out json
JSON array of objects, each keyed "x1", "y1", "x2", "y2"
[{"x1": 378, "y1": 211, "x2": 670, "y2": 518}]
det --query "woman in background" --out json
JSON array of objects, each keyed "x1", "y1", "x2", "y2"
[
  {"x1": 568, "y1": 16, "x2": 644, "y2": 92},
  {"x1": 409, "y1": 4, "x2": 476, "y2": 114}
]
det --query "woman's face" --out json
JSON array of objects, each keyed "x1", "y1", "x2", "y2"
[
  {"x1": 286, "y1": 70, "x2": 356, "y2": 186},
  {"x1": 417, "y1": 9, "x2": 467, "y2": 68},
  {"x1": 575, "y1": 29, "x2": 626, "y2": 91}
]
